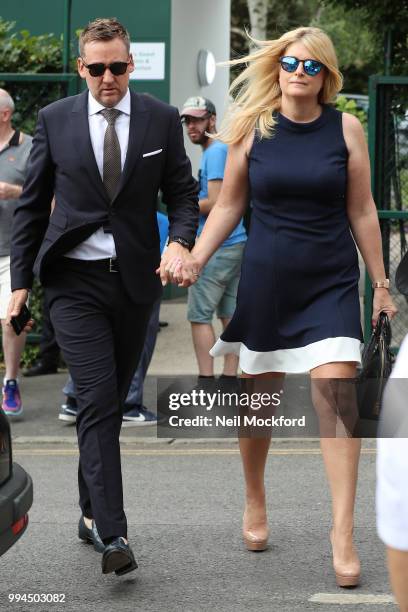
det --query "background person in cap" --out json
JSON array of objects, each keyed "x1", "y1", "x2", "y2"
[
  {"x1": 181, "y1": 96, "x2": 247, "y2": 387},
  {"x1": 0, "y1": 89, "x2": 32, "y2": 419}
]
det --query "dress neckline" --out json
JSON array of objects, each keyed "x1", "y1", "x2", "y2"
[{"x1": 277, "y1": 104, "x2": 331, "y2": 132}]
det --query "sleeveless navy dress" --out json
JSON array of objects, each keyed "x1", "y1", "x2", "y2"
[{"x1": 210, "y1": 104, "x2": 363, "y2": 373}]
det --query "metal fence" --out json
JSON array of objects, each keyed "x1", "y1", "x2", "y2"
[
  {"x1": 365, "y1": 76, "x2": 408, "y2": 349},
  {"x1": 0, "y1": 73, "x2": 79, "y2": 132}
]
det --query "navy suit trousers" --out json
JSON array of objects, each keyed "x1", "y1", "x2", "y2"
[{"x1": 45, "y1": 257, "x2": 153, "y2": 540}]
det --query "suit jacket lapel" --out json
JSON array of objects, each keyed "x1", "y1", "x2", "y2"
[
  {"x1": 71, "y1": 91, "x2": 109, "y2": 204},
  {"x1": 113, "y1": 90, "x2": 151, "y2": 203}
]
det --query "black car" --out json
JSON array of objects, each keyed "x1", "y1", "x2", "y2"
[{"x1": 0, "y1": 409, "x2": 33, "y2": 556}]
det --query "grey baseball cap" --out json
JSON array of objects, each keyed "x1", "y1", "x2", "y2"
[{"x1": 180, "y1": 96, "x2": 216, "y2": 118}]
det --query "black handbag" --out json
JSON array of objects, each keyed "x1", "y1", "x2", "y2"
[
  {"x1": 396, "y1": 250, "x2": 408, "y2": 296},
  {"x1": 357, "y1": 312, "x2": 394, "y2": 420}
]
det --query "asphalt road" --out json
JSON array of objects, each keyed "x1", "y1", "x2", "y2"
[{"x1": 0, "y1": 445, "x2": 396, "y2": 612}]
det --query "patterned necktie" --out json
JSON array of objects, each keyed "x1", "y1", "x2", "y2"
[{"x1": 100, "y1": 108, "x2": 122, "y2": 201}]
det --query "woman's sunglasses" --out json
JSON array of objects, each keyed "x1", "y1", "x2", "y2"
[
  {"x1": 279, "y1": 56, "x2": 324, "y2": 77},
  {"x1": 81, "y1": 60, "x2": 131, "y2": 77}
]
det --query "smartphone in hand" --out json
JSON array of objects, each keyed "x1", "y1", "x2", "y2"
[{"x1": 10, "y1": 304, "x2": 31, "y2": 336}]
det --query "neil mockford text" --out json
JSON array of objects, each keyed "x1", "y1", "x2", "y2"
[{"x1": 166, "y1": 389, "x2": 306, "y2": 428}]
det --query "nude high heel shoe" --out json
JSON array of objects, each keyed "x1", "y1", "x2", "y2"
[
  {"x1": 330, "y1": 529, "x2": 361, "y2": 587},
  {"x1": 242, "y1": 508, "x2": 269, "y2": 551}
]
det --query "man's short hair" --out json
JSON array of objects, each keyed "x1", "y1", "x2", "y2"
[
  {"x1": 0, "y1": 90, "x2": 15, "y2": 113},
  {"x1": 78, "y1": 17, "x2": 130, "y2": 57}
]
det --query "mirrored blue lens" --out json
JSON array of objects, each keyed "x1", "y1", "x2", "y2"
[
  {"x1": 280, "y1": 56, "x2": 298, "y2": 72},
  {"x1": 303, "y1": 60, "x2": 323, "y2": 76}
]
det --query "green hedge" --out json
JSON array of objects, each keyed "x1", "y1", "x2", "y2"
[
  {"x1": 335, "y1": 95, "x2": 368, "y2": 131},
  {"x1": 0, "y1": 18, "x2": 70, "y2": 367}
]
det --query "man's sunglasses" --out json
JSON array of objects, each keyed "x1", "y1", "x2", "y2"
[
  {"x1": 279, "y1": 56, "x2": 324, "y2": 77},
  {"x1": 81, "y1": 60, "x2": 131, "y2": 77}
]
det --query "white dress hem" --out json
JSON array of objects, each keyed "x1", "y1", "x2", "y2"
[{"x1": 210, "y1": 336, "x2": 362, "y2": 374}]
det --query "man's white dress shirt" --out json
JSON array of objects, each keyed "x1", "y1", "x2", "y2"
[{"x1": 64, "y1": 89, "x2": 130, "y2": 260}]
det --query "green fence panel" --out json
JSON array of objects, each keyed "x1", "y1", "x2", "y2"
[
  {"x1": 1, "y1": 0, "x2": 172, "y2": 103},
  {"x1": 366, "y1": 76, "x2": 408, "y2": 349}
]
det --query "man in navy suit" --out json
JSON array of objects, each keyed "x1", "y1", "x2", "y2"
[{"x1": 7, "y1": 18, "x2": 198, "y2": 576}]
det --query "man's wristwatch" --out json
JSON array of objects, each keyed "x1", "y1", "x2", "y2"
[
  {"x1": 372, "y1": 279, "x2": 390, "y2": 289},
  {"x1": 168, "y1": 236, "x2": 194, "y2": 251}
]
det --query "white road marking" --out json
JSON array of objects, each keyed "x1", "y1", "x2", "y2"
[
  {"x1": 13, "y1": 448, "x2": 377, "y2": 457},
  {"x1": 309, "y1": 593, "x2": 395, "y2": 605}
]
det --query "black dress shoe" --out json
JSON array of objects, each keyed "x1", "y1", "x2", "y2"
[
  {"x1": 78, "y1": 516, "x2": 105, "y2": 553},
  {"x1": 23, "y1": 360, "x2": 58, "y2": 377},
  {"x1": 101, "y1": 537, "x2": 138, "y2": 576}
]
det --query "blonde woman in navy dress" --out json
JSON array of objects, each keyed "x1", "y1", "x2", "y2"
[{"x1": 175, "y1": 26, "x2": 398, "y2": 587}]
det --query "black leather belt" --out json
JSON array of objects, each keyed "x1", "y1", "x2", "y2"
[
  {"x1": 108, "y1": 257, "x2": 119, "y2": 272},
  {"x1": 62, "y1": 257, "x2": 119, "y2": 273}
]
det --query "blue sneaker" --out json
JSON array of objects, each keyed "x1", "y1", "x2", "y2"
[
  {"x1": 59, "y1": 396, "x2": 78, "y2": 423},
  {"x1": 122, "y1": 406, "x2": 160, "y2": 427},
  {"x1": 2, "y1": 379, "x2": 23, "y2": 418}
]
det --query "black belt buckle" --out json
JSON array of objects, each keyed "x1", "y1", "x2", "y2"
[{"x1": 109, "y1": 258, "x2": 119, "y2": 273}]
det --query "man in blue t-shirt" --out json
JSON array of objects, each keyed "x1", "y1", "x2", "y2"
[{"x1": 181, "y1": 97, "x2": 246, "y2": 385}]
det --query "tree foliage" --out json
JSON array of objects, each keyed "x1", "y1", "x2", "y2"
[
  {"x1": 0, "y1": 18, "x2": 63, "y2": 73},
  {"x1": 231, "y1": 0, "x2": 321, "y2": 56},
  {"x1": 311, "y1": 3, "x2": 377, "y2": 93},
  {"x1": 335, "y1": 96, "x2": 367, "y2": 129},
  {"x1": 231, "y1": 0, "x2": 383, "y2": 93},
  {"x1": 0, "y1": 18, "x2": 77, "y2": 133},
  {"x1": 324, "y1": 0, "x2": 408, "y2": 75}
]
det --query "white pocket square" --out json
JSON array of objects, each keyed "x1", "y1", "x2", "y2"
[{"x1": 143, "y1": 149, "x2": 163, "y2": 158}]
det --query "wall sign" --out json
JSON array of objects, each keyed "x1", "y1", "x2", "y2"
[{"x1": 130, "y1": 42, "x2": 166, "y2": 81}]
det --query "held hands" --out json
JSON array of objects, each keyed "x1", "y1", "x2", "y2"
[
  {"x1": 156, "y1": 242, "x2": 202, "y2": 288},
  {"x1": 372, "y1": 288, "x2": 398, "y2": 327},
  {"x1": 0, "y1": 181, "x2": 20, "y2": 200},
  {"x1": 6, "y1": 289, "x2": 34, "y2": 334}
]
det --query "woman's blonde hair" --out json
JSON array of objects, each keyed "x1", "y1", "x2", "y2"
[{"x1": 216, "y1": 26, "x2": 343, "y2": 145}]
